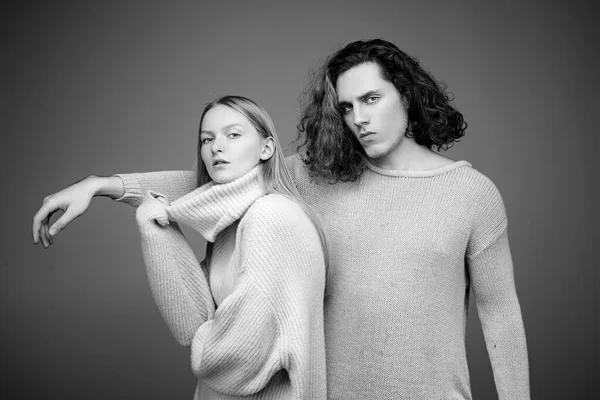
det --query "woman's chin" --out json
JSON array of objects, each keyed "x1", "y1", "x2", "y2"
[
  {"x1": 208, "y1": 164, "x2": 260, "y2": 184},
  {"x1": 208, "y1": 169, "x2": 241, "y2": 184}
]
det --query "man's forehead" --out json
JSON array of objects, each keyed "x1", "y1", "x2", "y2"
[{"x1": 336, "y1": 62, "x2": 386, "y2": 100}]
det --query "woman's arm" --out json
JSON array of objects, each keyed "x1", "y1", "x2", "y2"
[
  {"x1": 137, "y1": 192, "x2": 326, "y2": 397},
  {"x1": 189, "y1": 195, "x2": 326, "y2": 397},
  {"x1": 135, "y1": 194, "x2": 214, "y2": 345},
  {"x1": 135, "y1": 193, "x2": 286, "y2": 395}
]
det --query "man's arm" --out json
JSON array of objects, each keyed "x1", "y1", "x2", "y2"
[
  {"x1": 32, "y1": 170, "x2": 196, "y2": 248},
  {"x1": 32, "y1": 175, "x2": 124, "y2": 247},
  {"x1": 467, "y1": 183, "x2": 530, "y2": 400},
  {"x1": 114, "y1": 170, "x2": 196, "y2": 207}
]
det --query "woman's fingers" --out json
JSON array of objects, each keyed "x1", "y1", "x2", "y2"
[
  {"x1": 136, "y1": 194, "x2": 170, "y2": 227},
  {"x1": 154, "y1": 196, "x2": 169, "y2": 205}
]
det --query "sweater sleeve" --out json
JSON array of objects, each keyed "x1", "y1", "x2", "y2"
[
  {"x1": 115, "y1": 170, "x2": 197, "y2": 207},
  {"x1": 135, "y1": 194, "x2": 215, "y2": 346},
  {"x1": 190, "y1": 195, "x2": 326, "y2": 397},
  {"x1": 191, "y1": 280, "x2": 284, "y2": 396},
  {"x1": 466, "y1": 182, "x2": 530, "y2": 400}
]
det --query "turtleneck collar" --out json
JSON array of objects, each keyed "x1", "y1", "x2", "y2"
[{"x1": 165, "y1": 165, "x2": 266, "y2": 242}]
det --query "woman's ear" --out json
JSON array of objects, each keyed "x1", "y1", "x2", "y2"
[{"x1": 260, "y1": 137, "x2": 275, "y2": 161}]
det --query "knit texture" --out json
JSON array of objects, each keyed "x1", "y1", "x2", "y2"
[
  {"x1": 116, "y1": 155, "x2": 530, "y2": 400},
  {"x1": 132, "y1": 166, "x2": 327, "y2": 399}
]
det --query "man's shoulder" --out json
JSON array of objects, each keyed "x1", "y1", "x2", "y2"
[
  {"x1": 284, "y1": 153, "x2": 305, "y2": 172},
  {"x1": 284, "y1": 153, "x2": 318, "y2": 185},
  {"x1": 448, "y1": 161, "x2": 499, "y2": 193},
  {"x1": 450, "y1": 163, "x2": 507, "y2": 216}
]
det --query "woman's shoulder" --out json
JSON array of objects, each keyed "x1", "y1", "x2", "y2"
[
  {"x1": 245, "y1": 193, "x2": 307, "y2": 225},
  {"x1": 238, "y1": 194, "x2": 320, "y2": 242},
  {"x1": 238, "y1": 194, "x2": 322, "y2": 264}
]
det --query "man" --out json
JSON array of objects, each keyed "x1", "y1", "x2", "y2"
[{"x1": 33, "y1": 39, "x2": 530, "y2": 399}]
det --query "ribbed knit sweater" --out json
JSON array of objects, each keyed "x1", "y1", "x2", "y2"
[
  {"x1": 129, "y1": 166, "x2": 327, "y2": 399},
  {"x1": 116, "y1": 154, "x2": 530, "y2": 400}
]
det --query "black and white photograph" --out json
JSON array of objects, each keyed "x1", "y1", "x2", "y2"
[{"x1": 2, "y1": 1, "x2": 597, "y2": 399}]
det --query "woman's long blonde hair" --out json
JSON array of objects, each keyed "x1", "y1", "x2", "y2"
[{"x1": 197, "y1": 95, "x2": 329, "y2": 271}]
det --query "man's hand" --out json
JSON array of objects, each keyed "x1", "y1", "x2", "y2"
[{"x1": 32, "y1": 176, "x2": 109, "y2": 248}]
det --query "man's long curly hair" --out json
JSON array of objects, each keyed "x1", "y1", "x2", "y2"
[{"x1": 295, "y1": 39, "x2": 467, "y2": 182}]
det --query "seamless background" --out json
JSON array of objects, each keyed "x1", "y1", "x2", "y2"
[{"x1": 2, "y1": 0, "x2": 598, "y2": 399}]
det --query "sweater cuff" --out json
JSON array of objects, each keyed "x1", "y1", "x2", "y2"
[{"x1": 113, "y1": 173, "x2": 144, "y2": 207}]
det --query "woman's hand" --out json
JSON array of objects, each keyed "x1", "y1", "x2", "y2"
[
  {"x1": 32, "y1": 175, "x2": 124, "y2": 248},
  {"x1": 135, "y1": 192, "x2": 171, "y2": 228}
]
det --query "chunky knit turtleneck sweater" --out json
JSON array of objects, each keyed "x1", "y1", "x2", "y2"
[
  {"x1": 116, "y1": 154, "x2": 530, "y2": 400},
  {"x1": 130, "y1": 166, "x2": 327, "y2": 399}
]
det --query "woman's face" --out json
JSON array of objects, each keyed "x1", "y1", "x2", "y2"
[{"x1": 200, "y1": 105, "x2": 272, "y2": 184}]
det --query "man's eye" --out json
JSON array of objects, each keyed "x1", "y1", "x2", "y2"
[
  {"x1": 341, "y1": 104, "x2": 352, "y2": 113},
  {"x1": 201, "y1": 137, "x2": 213, "y2": 144},
  {"x1": 366, "y1": 96, "x2": 379, "y2": 104}
]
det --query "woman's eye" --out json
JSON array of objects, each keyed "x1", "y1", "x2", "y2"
[
  {"x1": 341, "y1": 104, "x2": 352, "y2": 114},
  {"x1": 366, "y1": 96, "x2": 379, "y2": 104},
  {"x1": 201, "y1": 137, "x2": 213, "y2": 144},
  {"x1": 227, "y1": 132, "x2": 241, "y2": 138}
]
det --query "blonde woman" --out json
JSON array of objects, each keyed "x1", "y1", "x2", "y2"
[{"x1": 34, "y1": 95, "x2": 327, "y2": 399}]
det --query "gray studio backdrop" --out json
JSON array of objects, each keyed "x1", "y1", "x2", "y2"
[{"x1": 2, "y1": 1, "x2": 597, "y2": 399}]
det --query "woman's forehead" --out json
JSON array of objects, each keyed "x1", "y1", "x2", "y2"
[{"x1": 201, "y1": 105, "x2": 251, "y2": 131}]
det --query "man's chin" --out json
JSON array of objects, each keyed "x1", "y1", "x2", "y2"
[{"x1": 364, "y1": 147, "x2": 389, "y2": 161}]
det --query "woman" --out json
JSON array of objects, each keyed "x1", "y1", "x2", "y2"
[{"x1": 34, "y1": 95, "x2": 328, "y2": 399}]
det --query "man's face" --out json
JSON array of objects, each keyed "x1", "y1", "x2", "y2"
[{"x1": 336, "y1": 62, "x2": 409, "y2": 167}]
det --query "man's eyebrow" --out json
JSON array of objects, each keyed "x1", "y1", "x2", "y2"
[
  {"x1": 338, "y1": 90, "x2": 381, "y2": 105},
  {"x1": 357, "y1": 90, "x2": 381, "y2": 101},
  {"x1": 200, "y1": 123, "x2": 243, "y2": 134}
]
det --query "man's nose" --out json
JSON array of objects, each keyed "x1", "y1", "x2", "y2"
[{"x1": 353, "y1": 106, "x2": 368, "y2": 127}]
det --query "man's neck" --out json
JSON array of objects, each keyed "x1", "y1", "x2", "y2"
[{"x1": 368, "y1": 137, "x2": 452, "y2": 171}]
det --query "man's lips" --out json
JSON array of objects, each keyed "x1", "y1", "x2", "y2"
[{"x1": 359, "y1": 131, "x2": 375, "y2": 139}]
